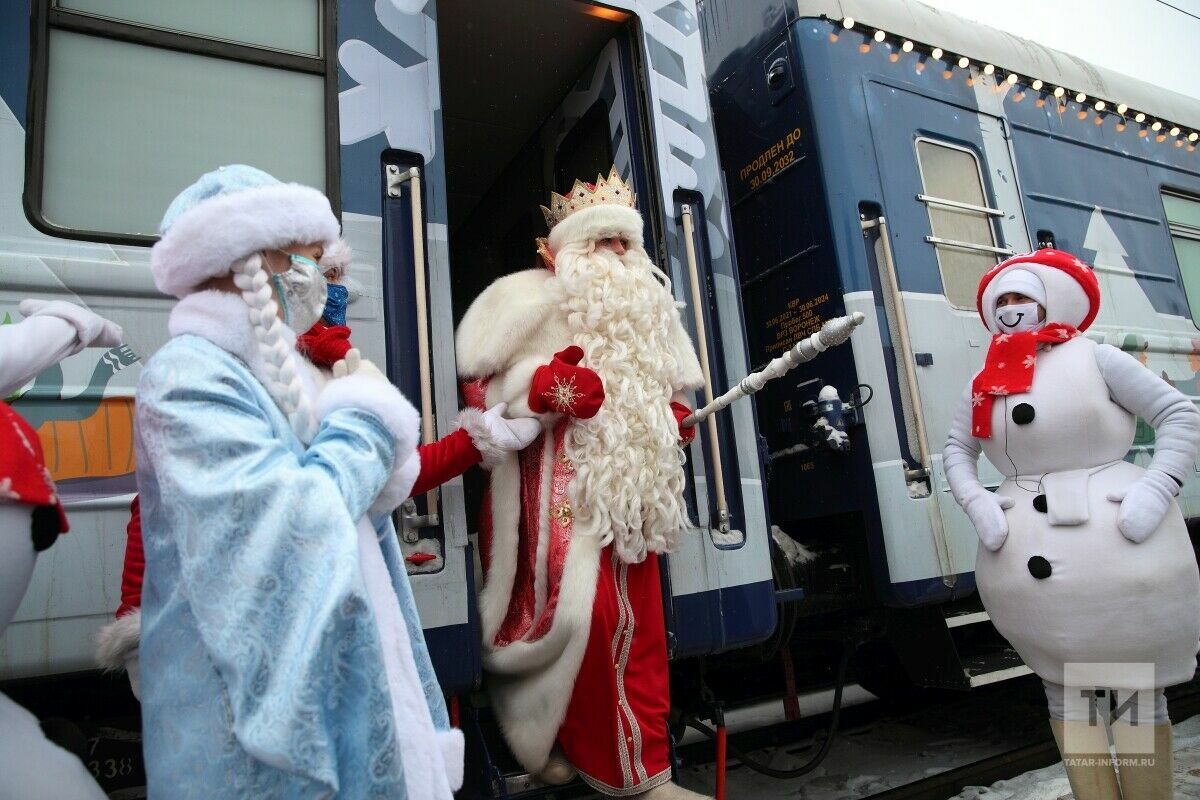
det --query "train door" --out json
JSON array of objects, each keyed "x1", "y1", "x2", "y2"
[
  {"x1": 376, "y1": 0, "x2": 774, "y2": 702},
  {"x1": 860, "y1": 79, "x2": 1030, "y2": 595}
]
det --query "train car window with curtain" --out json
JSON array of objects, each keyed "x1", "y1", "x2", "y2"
[
  {"x1": 26, "y1": 0, "x2": 335, "y2": 244},
  {"x1": 1164, "y1": 190, "x2": 1200, "y2": 328},
  {"x1": 915, "y1": 138, "x2": 1004, "y2": 308}
]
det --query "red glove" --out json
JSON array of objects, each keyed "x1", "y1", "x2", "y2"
[
  {"x1": 297, "y1": 321, "x2": 353, "y2": 367},
  {"x1": 528, "y1": 346, "x2": 605, "y2": 418},
  {"x1": 117, "y1": 495, "x2": 143, "y2": 619},
  {"x1": 671, "y1": 401, "x2": 696, "y2": 445}
]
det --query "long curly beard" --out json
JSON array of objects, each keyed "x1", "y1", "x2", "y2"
[{"x1": 551, "y1": 240, "x2": 693, "y2": 564}]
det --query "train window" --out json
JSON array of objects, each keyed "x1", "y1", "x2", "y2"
[
  {"x1": 26, "y1": 1, "x2": 336, "y2": 244},
  {"x1": 915, "y1": 139, "x2": 1005, "y2": 309},
  {"x1": 1163, "y1": 191, "x2": 1200, "y2": 326}
]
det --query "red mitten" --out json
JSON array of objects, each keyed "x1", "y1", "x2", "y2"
[
  {"x1": 297, "y1": 321, "x2": 353, "y2": 367},
  {"x1": 528, "y1": 346, "x2": 605, "y2": 418},
  {"x1": 671, "y1": 401, "x2": 696, "y2": 445}
]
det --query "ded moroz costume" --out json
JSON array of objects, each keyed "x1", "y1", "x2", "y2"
[{"x1": 456, "y1": 168, "x2": 710, "y2": 799}]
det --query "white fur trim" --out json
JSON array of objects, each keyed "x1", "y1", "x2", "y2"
[
  {"x1": 168, "y1": 290, "x2": 284, "y2": 368},
  {"x1": 477, "y1": 437, "x2": 603, "y2": 773},
  {"x1": 95, "y1": 610, "x2": 140, "y2": 671},
  {"x1": 455, "y1": 269, "x2": 560, "y2": 379},
  {"x1": 547, "y1": 204, "x2": 643, "y2": 253},
  {"x1": 371, "y1": 448, "x2": 421, "y2": 516},
  {"x1": 437, "y1": 729, "x2": 465, "y2": 791},
  {"x1": 152, "y1": 183, "x2": 339, "y2": 298},
  {"x1": 315, "y1": 373, "x2": 420, "y2": 457},
  {"x1": 456, "y1": 407, "x2": 506, "y2": 469},
  {"x1": 319, "y1": 238, "x2": 353, "y2": 276}
]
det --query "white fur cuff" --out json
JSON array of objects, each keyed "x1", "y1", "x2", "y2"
[
  {"x1": 95, "y1": 609, "x2": 141, "y2": 671},
  {"x1": 315, "y1": 373, "x2": 420, "y2": 456},
  {"x1": 457, "y1": 407, "x2": 506, "y2": 470},
  {"x1": 438, "y1": 729, "x2": 465, "y2": 791},
  {"x1": 370, "y1": 448, "x2": 421, "y2": 516}
]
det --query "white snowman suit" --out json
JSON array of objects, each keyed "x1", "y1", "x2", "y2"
[
  {"x1": 944, "y1": 252, "x2": 1200, "y2": 710},
  {"x1": 0, "y1": 301, "x2": 117, "y2": 800}
]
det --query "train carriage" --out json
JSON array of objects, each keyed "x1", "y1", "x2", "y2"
[
  {"x1": 0, "y1": 0, "x2": 776, "y2": 794},
  {"x1": 700, "y1": 0, "x2": 1200, "y2": 693}
]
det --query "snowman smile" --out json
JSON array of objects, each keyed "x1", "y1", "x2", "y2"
[{"x1": 995, "y1": 301, "x2": 1042, "y2": 333}]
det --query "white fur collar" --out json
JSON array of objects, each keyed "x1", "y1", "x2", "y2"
[{"x1": 168, "y1": 290, "x2": 322, "y2": 404}]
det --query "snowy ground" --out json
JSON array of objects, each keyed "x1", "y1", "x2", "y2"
[
  {"x1": 948, "y1": 714, "x2": 1200, "y2": 800},
  {"x1": 672, "y1": 678, "x2": 1200, "y2": 799}
]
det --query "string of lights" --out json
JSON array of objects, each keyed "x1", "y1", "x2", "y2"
[{"x1": 832, "y1": 16, "x2": 1199, "y2": 152}]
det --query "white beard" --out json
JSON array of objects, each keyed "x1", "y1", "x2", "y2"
[{"x1": 551, "y1": 241, "x2": 693, "y2": 563}]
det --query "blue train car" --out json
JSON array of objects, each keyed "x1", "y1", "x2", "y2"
[
  {"x1": 700, "y1": 0, "x2": 1200, "y2": 692},
  {"x1": 0, "y1": 0, "x2": 783, "y2": 794}
]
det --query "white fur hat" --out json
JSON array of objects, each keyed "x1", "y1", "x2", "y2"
[
  {"x1": 547, "y1": 204, "x2": 645, "y2": 253},
  {"x1": 151, "y1": 165, "x2": 339, "y2": 298}
]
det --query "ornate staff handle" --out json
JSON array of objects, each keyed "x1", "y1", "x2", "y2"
[{"x1": 683, "y1": 312, "x2": 865, "y2": 427}]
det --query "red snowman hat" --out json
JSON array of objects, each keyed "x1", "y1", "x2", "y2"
[
  {"x1": 976, "y1": 249, "x2": 1100, "y2": 334},
  {"x1": 0, "y1": 403, "x2": 68, "y2": 550}
]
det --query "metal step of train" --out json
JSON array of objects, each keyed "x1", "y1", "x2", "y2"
[{"x1": 884, "y1": 596, "x2": 1032, "y2": 691}]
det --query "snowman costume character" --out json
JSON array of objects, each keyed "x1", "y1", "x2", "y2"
[
  {"x1": 0, "y1": 316, "x2": 115, "y2": 800},
  {"x1": 944, "y1": 249, "x2": 1200, "y2": 800},
  {"x1": 137, "y1": 165, "x2": 462, "y2": 798}
]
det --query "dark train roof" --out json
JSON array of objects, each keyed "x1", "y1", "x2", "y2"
[{"x1": 797, "y1": 0, "x2": 1200, "y2": 134}]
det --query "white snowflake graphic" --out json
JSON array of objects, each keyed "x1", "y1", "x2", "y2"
[
  {"x1": 971, "y1": 392, "x2": 985, "y2": 407},
  {"x1": 995, "y1": 334, "x2": 1012, "y2": 344},
  {"x1": 989, "y1": 385, "x2": 1008, "y2": 395},
  {"x1": 0, "y1": 478, "x2": 20, "y2": 501},
  {"x1": 1023, "y1": 355, "x2": 1036, "y2": 369}
]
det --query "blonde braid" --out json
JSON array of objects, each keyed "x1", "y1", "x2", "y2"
[{"x1": 231, "y1": 254, "x2": 319, "y2": 442}]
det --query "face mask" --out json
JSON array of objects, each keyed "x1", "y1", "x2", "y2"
[
  {"x1": 271, "y1": 253, "x2": 327, "y2": 333},
  {"x1": 995, "y1": 302, "x2": 1043, "y2": 333},
  {"x1": 323, "y1": 282, "x2": 350, "y2": 326}
]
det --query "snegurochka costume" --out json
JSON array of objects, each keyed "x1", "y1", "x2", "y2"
[
  {"x1": 456, "y1": 168, "x2": 709, "y2": 799},
  {"x1": 943, "y1": 249, "x2": 1200, "y2": 800},
  {"x1": 136, "y1": 165, "x2": 466, "y2": 798},
  {"x1": 97, "y1": 237, "x2": 536, "y2": 702},
  {"x1": 0, "y1": 302, "x2": 119, "y2": 800}
]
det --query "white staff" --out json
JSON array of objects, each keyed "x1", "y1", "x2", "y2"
[{"x1": 684, "y1": 311, "x2": 865, "y2": 427}]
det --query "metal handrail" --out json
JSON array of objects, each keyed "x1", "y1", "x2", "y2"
[
  {"x1": 387, "y1": 164, "x2": 438, "y2": 536},
  {"x1": 923, "y1": 235, "x2": 1014, "y2": 256},
  {"x1": 864, "y1": 216, "x2": 933, "y2": 477},
  {"x1": 680, "y1": 204, "x2": 730, "y2": 533},
  {"x1": 916, "y1": 194, "x2": 1004, "y2": 217}
]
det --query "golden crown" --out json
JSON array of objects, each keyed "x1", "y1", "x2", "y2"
[{"x1": 540, "y1": 166, "x2": 637, "y2": 229}]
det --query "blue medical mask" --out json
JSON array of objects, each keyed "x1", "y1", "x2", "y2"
[
  {"x1": 323, "y1": 282, "x2": 350, "y2": 326},
  {"x1": 270, "y1": 253, "x2": 327, "y2": 333}
]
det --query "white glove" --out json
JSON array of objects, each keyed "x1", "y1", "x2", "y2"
[
  {"x1": 18, "y1": 299, "x2": 122, "y2": 349},
  {"x1": 961, "y1": 488, "x2": 1014, "y2": 552},
  {"x1": 1106, "y1": 469, "x2": 1178, "y2": 543},
  {"x1": 481, "y1": 402, "x2": 541, "y2": 451}
]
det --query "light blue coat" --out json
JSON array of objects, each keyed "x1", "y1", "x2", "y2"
[{"x1": 136, "y1": 330, "x2": 453, "y2": 799}]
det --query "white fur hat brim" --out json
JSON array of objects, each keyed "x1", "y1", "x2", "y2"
[
  {"x1": 151, "y1": 183, "x2": 339, "y2": 298},
  {"x1": 547, "y1": 204, "x2": 644, "y2": 253}
]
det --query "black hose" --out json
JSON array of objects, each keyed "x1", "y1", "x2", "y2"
[{"x1": 685, "y1": 643, "x2": 853, "y2": 780}]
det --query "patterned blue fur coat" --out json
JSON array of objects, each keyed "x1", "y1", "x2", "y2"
[{"x1": 135, "y1": 290, "x2": 462, "y2": 799}]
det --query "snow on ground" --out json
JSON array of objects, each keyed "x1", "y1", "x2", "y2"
[
  {"x1": 949, "y1": 714, "x2": 1200, "y2": 800},
  {"x1": 676, "y1": 678, "x2": 1048, "y2": 799},
  {"x1": 674, "y1": 679, "x2": 1200, "y2": 799}
]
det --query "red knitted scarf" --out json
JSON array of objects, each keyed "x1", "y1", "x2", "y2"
[{"x1": 970, "y1": 323, "x2": 1079, "y2": 438}]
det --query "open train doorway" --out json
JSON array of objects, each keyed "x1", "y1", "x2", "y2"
[{"x1": 436, "y1": 0, "x2": 657, "y2": 319}]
